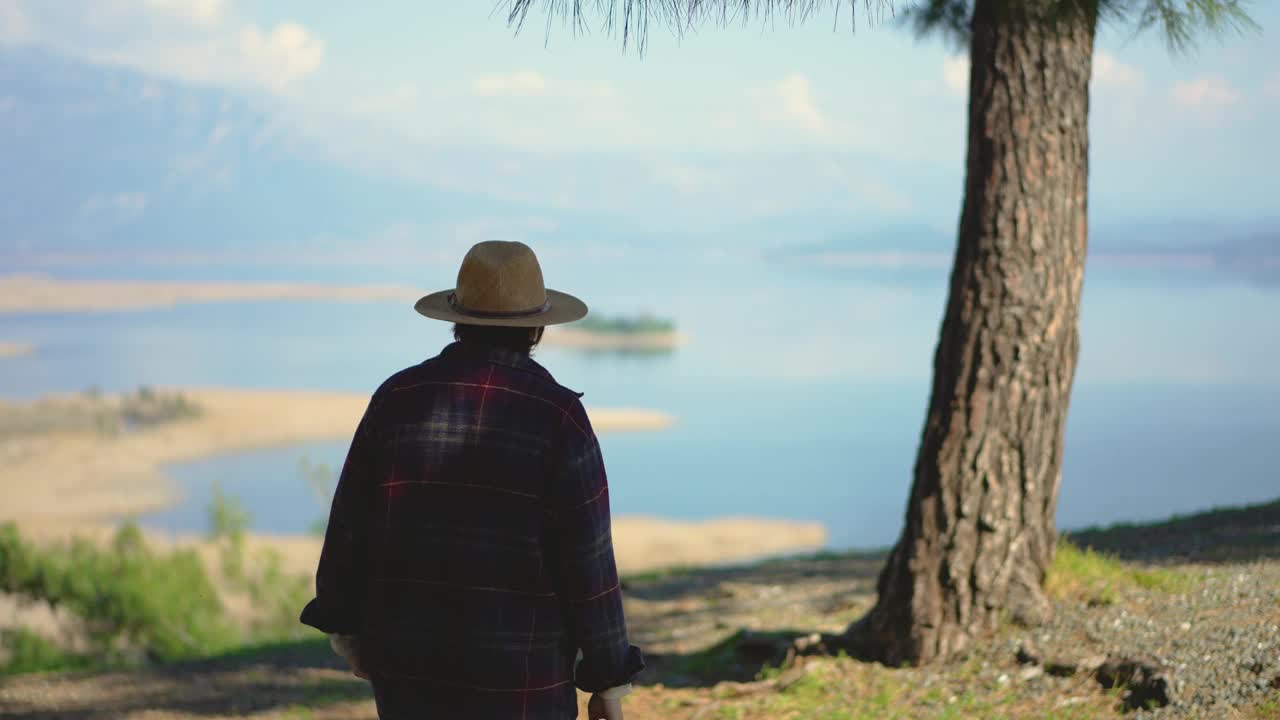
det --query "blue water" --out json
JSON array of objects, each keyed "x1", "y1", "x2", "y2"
[{"x1": 4, "y1": 253, "x2": 1279, "y2": 549}]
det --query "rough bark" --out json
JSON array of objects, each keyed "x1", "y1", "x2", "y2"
[{"x1": 847, "y1": 0, "x2": 1097, "y2": 665}]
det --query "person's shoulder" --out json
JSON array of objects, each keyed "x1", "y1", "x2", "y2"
[
  {"x1": 519, "y1": 357, "x2": 587, "y2": 411},
  {"x1": 368, "y1": 360, "x2": 433, "y2": 401}
]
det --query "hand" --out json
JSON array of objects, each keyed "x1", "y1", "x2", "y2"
[
  {"x1": 348, "y1": 656, "x2": 371, "y2": 681},
  {"x1": 339, "y1": 648, "x2": 371, "y2": 680},
  {"x1": 587, "y1": 694, "x2": 624, "y2": 720}
]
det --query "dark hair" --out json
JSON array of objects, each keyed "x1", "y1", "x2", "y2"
[{"x1": 452, "y1": 324, "x2": 545, "y2": 354}]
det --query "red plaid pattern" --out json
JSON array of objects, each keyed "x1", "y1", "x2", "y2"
[{"x1": 300, "y1": 341, "x2": 645, "y2": 719}]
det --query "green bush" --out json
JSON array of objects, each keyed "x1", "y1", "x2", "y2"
[
  {"x1": 0, "y1": 489, "x2": 320, "y2": 675},
  {"x1": 298, "y1": 457, "x2": 336, "y2": 536},
  {"x1": 0, "y1": 522, "x2": 238, "y2": 664},
  {"x1": 0, "y1": 628, "x2": 97, "y2": 676},
  {"x1": 206, "y1": 487, "x2": 312, "y2": 642}
]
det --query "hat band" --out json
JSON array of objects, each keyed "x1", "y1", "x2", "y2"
[{"x1": 448, "y1": 292, "x2": 551, "y2": 319}]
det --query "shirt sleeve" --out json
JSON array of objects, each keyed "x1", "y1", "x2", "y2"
[
  {"x1": 299, "y1": 395, "x2": 380, "y2": 635},
  {"x1": 547, "y1": 398, "x2": 646, "y2": 693}
]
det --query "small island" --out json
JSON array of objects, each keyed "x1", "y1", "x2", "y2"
[{"x1": 542, "y1": 313, "x2": 688, "y2": 352}]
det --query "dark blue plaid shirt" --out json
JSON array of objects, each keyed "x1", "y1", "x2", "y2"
[{"x1": 300, "y1": 340, "x2": 644, "y2": 719}]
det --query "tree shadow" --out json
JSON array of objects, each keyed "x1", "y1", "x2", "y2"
[
  {"x1": 620, "y1": 549, "x2": 890, "y2": 689},
  {"x1": 0, "y1": 637, "x2": 374, "y2": 720},
  {"x1": 637, "y1": 627, "x2": 849, "y2": 688},
  {"x1": 622, "y1": 548, "x2": 888, "y2": 602}
]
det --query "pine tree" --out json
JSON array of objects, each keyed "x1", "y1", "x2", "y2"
[{"x1": 505, "y1": 0, "x2": 1256, "y2": 665}]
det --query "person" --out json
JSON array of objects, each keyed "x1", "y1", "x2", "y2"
[{"x1": 300, "y1": 240, "x2": 645, "y2": 719}]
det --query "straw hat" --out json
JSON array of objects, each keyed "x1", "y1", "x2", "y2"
[{"x1": 415, "y1": 241, "x2": 588, "y2": 327}]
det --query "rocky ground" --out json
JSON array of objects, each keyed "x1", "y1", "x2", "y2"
[{"x1": 2, "y1": 500, "x2": 1279, "y2": 719}]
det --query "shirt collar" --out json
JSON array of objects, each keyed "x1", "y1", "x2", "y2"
[{"x1": 439, "y1": 340, "x2": 554, "y2": 381}]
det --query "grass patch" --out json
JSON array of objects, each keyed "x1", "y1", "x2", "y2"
[
  {"x1": 673, "y1": 654, "x2": 1125, "y2": 720},
  {"x1": 1046, "y1": 539, "x2": 1197, "y2": 604},
  {"x1": 1242, "y1": 694, "x2": 1280, "y2": 720},
  {"x1": 0, "y1": 628, "x2": 100, "y2": 676}
]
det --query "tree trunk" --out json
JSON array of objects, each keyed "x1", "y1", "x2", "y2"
[{"x1": 848, "y1": 0, "x2": 1096, "y2": 666}]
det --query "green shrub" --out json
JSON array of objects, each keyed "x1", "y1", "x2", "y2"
[
  {"x1": 0, "y1": 488, "x2": 320, "y2": 675},
  {"x1": 0, "y1": 628, "x2": 96, "y2": 675},
  {"x1": 298, "y1": 457, "x2": 336, "y2": 536},
  {"x1": 206, "y1": 487, "x2": 312, "y2": 642},
  {"x1": 0, "y1": 522, "x2": 238, "y2": 664}
]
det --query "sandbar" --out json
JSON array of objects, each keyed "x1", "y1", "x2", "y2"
[
  {"x1": 2, "y1": 388, "x2": 823, "y2": 574},
  {"x1": 0, "y1": 342, "x2": 33, "y2": 359},
  {"x1": 0, "y1": 387, "x2": 672, "y2": 528},
  {"x1": 542, "y1": 327, "x2": 689, "y2": 351},
  {"x1": 0, "y1": 274, "x2": 419, "y2": 314}
]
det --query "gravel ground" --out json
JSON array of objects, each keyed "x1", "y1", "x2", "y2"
[{"x1": 1035, "y1": 561, "x2": 1280, "y2": 717}]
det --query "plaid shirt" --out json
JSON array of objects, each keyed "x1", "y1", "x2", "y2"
[{"x1": 300, "y1": 340, "x2": 644, "y2": 719}]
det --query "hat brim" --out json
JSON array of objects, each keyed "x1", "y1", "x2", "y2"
[{"x1": 414, "y1": 288, "x2": 588, "y2": 327}]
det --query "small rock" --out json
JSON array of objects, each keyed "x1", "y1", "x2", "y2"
[
  {"x1": 1019, "y1": 665, "x2": 1044, "y2": 681},
  {"x1": 1045, "y1": 653, "x2": 1106, "y2": 678},
  {"x1": 1179, "y1": 621, "x2": 1192, "y2": 631}
]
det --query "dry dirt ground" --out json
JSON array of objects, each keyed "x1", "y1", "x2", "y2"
[{"x1": 3, "y1": 501, "x2": 1280, "y2": 719}]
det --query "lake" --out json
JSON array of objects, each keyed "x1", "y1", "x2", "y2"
[{"x1": 3, "y1": 249, "x2": 1278, "y2": 549}]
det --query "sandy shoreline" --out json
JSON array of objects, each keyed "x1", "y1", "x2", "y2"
[
  {"x1": 0, "y1": 341, "x2": 33, "y2": 359},
  {"x1": 1, "y1": 388, "x2": 824, "y2": 575},
  {"x1": 542, "y1": 327, "x2": 689, "y2": 351},
  {"x1": 0, "y1": 274, "x2": 421, "y2": 314}
]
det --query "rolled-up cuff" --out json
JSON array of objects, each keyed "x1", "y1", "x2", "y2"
[
  {"x1": 299, "y1": 597, "x2": 361, "y2": 635},
  {"x1": 573, "y1": 644, "x2": 646, "y2": 694}
]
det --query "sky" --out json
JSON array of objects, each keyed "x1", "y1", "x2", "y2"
[{"x1": 1, "y1": 0, "x2": 1278, "y2": 269}]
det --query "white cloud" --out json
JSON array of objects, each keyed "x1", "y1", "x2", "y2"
[
  {"x1": 0, "y1": 0, "x2": 32, "y2": 44},
  {"x1": 1171, "y1": 74, "x2": 1241, "y2": 108},
  {"x1": 143, "y1": 0, "x2": 225, "y2": 27},
  {"x1": 942, "y1": 55, "x2": 968, "y2": 96},
  {"x1": 82, "y1": 192, "x2": 148, "y2": 220},
  {"x1": 239, "y1": 22, "x2": 324, "y2": 90},
  {"x1": 1093, "y1": 51, "x2": 1143, "y2": 90},
  {"x1": 32, "y1": 2, "x2": 326, "y2": 95},
  {"x1": 775, "y1": 73, "x2": 831, "y2": 133},
  {"x1": 472, "y1": 70, "x2": 548, "y2": 98}
]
